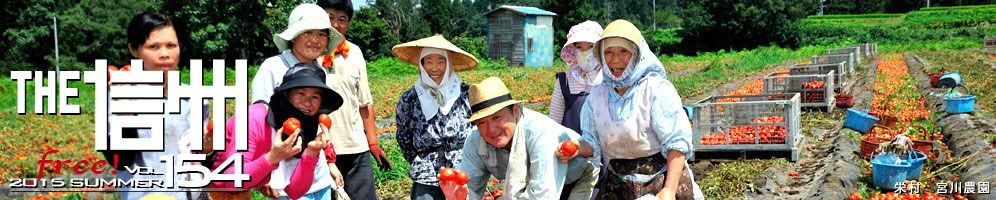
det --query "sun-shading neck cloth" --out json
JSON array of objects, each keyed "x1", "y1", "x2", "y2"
[
  {"x1": 561, "y1": 20, "x2": 604, "y2": 87},
  {"x1": 597, "y1": 20, "x2": 666, "y2": 89},
  {"x1": 415, "y1": 47, "x2": 463, "y2": 120}
]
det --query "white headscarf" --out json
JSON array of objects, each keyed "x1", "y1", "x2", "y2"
[
  {"x1": 561, "y1": 21, "x2": 604, "y2": 86},
  {"x1": 414, "y1": 48, "x2": 463, "y2": 119}
]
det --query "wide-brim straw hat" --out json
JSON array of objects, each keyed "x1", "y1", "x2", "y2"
[
  {"x1": 391, "y1": 35, "x2": 479, "y2": 72},
  {"x1": 273, "y1": 4, "x2": 344, "y2": 55},
  {"x1": 465, "y1": 77, "x2": 526, "y2": 123}
]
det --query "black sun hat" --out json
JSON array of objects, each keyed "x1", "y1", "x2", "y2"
[{"x1": 273, "y1": 63, "x2": 344, "y2": 114}]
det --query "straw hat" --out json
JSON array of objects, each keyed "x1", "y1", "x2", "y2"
[
  {"x1": 465, "y1": 77, "x2": 526, "y2": 123},
  {"x1": 391, "y1": 35, "x2": 480, "y2": 72},
  {"x1": 273, "y1": 4, "x2": 344, "y2": 55}
]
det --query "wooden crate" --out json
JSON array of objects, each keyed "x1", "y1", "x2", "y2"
[
  {"x1": 813, "y1": 53, "x2": 855, "y2": 73},
  {"x1": 789, "y1": 62, "x2": 847, "y2": 90},
  {"x1": 827, "y1": 47, "x2": 862, "y2": 63},
  {"x1": 763, "y1": 70, "x2": 836, "y2": 111},
  {"x1": 690, "y1": 93, "x2": 803, "y2": 161}
]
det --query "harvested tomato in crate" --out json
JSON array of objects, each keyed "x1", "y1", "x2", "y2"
[
  {"x1": 762, "y1": 70, "x2": 836, "y2": 111},
  {"x1": 690, "y1": 93, "x2": 803, "y2": 161}
]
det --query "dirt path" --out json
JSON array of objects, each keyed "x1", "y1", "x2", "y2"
[
  {"x1": 742, "y1": 55, "x2": 880, "y2": 199},
  {"x1": 906, "y1": 52, "x2": 996, "y2": 200}
]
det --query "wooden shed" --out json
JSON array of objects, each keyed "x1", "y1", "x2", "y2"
[{"x1": 484, "y1": 5, "x2": 557, "y2": 67}]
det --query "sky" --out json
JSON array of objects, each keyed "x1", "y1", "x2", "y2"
[{"x1": 352, "y1": 0, "x2": 369, "y2": 10}]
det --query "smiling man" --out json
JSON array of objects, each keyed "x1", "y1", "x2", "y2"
[{"x1": 439, "y1": 77, "x2": 598, "y2": 200}]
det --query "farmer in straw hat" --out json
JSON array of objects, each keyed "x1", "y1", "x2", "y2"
[
  {"x1": 439, "y1": 77, "x2": 598, "y2": 200},
  {"x1": 391, "y1": 35, "x2": 480, "y2": 199}
]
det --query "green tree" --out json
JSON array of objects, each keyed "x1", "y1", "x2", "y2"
[
  {"x1": 1, "y1": 0, "x2": 153, "y2": 72},
  {"x1": 161, "y1": 0, "x2": 306, "y2": 66},
  {"x1": 421, "y1": 0, "x2": 455, "y2": 37},
  {"x1": 542, "y1": 0, "x2": 602, "y2": 58},
  {"x1": 348, "y1": 6, "x2": 400, "y2": 60},
  {"x1": 678, "y1": 0, "x2": 815, "y2": 53}
]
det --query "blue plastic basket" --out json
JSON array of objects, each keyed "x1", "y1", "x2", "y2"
[
  {"x1": 906, "y1": 151, "x2": 927, "y2": 180},
  {"x1": 870, "y1": 152, "x2": 912, "y2": 190},
  {"x1": 845, "y1": 109, "x2": 879, "y2": 133},
  {"x1": 944, "y1": 95, "x2": 975, "y2": 114},
  {"x1": 937, "y1": 72, "x2": 962, "y2": 88}
]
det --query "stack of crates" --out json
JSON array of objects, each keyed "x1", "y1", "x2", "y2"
[
  {"x1": 690, "y1": 93, "x2": 803, "y2": 161},
  {"x1": 827, "y1": 47, "x2": 862, "y2": 63},
  {"x1": 789, "y1": 62, "x2": 847, "y2": 91},
  {"x1": 812, "y1": 53, "x2": 855, "y2": 74},
  {"x1": 763, "y1": 70, "x2": 836, "y2": 110}
]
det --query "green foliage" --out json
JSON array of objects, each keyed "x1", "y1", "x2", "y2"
[
  {"x1": 372, "y1": 137, "x2": 410, "y2": 184},
  {"x1": 677, "y1": 0, "x2": 815, "y2": 54},
  {"x1": 806, "y1": 13, "x2": 905, "y2": 19},
  {"x1": 450, "y1": 35, "x2": 488, "y2": 59},
  {"x1": 698, "y1": 159, "x2": 789, "y2": 199},
  {"x1": 1, "y1": 0, "x2": 153, "y2": 72},
  {"x1": 902, "y1": 6, "x2": 996, "y2": 28},
  {"x1": 348, "y1": 6, "x2": 400, "y2": 60},
  {"x1": 796, "y1": 5, "x2": 996, "y2": 48},
  {"x1": 542, "y1": 0, "x2": 603, "y2": 58},
  {"x1": 667, "y1": 45, "x2": 829, "y2": 97},
  {"x1": 920, "y1": 3, "x2": 996, "y2": 11},
  {"x1": 643, "y1": 28, "x2": 683, "y2": 54},
  {"x1": 161, "y1": 0, "x2": 303, "y2": 66},
  {"x1": 823, "y1": 0, "x2": 888, "y2": 14}
]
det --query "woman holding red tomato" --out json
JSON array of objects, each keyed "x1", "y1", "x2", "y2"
[
  {"x1": 557, "y1": 20, "x2": 704, "y2": 200},
  {"x1": 213, "y1": 64, "x2": 345, "y2": 200}
]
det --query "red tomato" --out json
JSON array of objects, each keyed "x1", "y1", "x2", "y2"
[
  {"x1": 283, "y1": 117, "x2": 300, "y2": 135},
  {"x1": 207, "y1": 120, "x2": 214, "y2": 135},
  {"x1": 438, "y1": 167, "x2": 456, "y2": 182},
  {"x1": 455, "y1": 170, "x2": 469, "y2": 185},
  {"x1": 559, "y1": 140, "x2": 578, "y2": 156},
  {"x1": 789, "y1": 171, "x2": 798, "y2": 176},
  {"x1": 319, "y1": 114, "x2": 332, "y2": 129},
  {"x1": 121, "y1": 65, "x2": 131, "y2": 71}
]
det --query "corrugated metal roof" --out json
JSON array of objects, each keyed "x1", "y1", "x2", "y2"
[{"x1": 483, "y1": 5, "x2": 557, "y2": 16}]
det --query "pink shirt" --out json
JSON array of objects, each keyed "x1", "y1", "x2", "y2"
[{"x1": 212, "y1": 103, "x2": 320, "y2": 199}]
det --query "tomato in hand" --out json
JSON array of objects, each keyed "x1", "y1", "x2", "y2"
[
  {"x1": 319, "y1": 114, "x2": 332, "y2": 129},
  {"x1": 438, "y1": 167, "x2": 456, "y2": 182},
  {"x1": 207, "y1": 120, "x2": 214, "y2": 135},
  {"x1": 559, "y1": 140, "x2": 578, "y2": 156},
  {"x1": 283, "y1": 117, "x2": 300, "y2": 135},
  {"x1": 455, "y1": 170, "x2": 469, "y2": 185}
]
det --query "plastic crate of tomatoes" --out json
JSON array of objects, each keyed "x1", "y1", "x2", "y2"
[
  {"x1": 762, "y1": 70, "x2": 836, "y2": 110},
  {"x1": 689, "y1": 93, "x2": 803, "y2": 161},
  {"x1": 789, "y1": 62, "x2": 847, "y2": 91},
  {"x1": 812, "y1": 53, "x2": 855, "y2": 74}
]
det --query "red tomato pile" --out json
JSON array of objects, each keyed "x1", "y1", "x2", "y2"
[
  {"x1": 853, "y1": 191, "x2": 960, "y2": 200},
  {"x1": 868, "y1": 54, "x2": 933, "y2": 141},
  {"x1": 802, "y1": 80, "x2": 825, "y2": 89},
  {"x1": 716, "y1": 69, "x2": 789, "y2": 103},
  {"x1": 701, "y1": 116, "x2": 787, "y2": 145}
]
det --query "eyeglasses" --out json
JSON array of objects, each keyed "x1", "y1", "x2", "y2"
[{"x1": 302, "y1": 31, "x2": 329, "y2": 42}]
